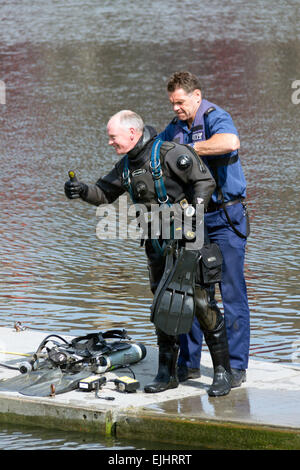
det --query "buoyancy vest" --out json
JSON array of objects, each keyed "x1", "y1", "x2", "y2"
[
  {"x1": 122, "y1": 137, "x2": 215, "y2": 253},
  {"x1": 122, "y1": 139, "x2": 212, "y2": 209},
  {"x1": 123, "y1": 139, "x2": 177, "y2": 207}
]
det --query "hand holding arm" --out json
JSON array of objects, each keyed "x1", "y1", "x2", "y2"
[{"x1": 193, "y1": 133, "x2": 240, "y2": 156}]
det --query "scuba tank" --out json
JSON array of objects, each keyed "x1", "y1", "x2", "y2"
[{"x1": 91, "y1": 342, "x2": 146, "y2": 374}]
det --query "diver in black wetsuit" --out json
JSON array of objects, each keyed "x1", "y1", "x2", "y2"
[{"x1": 64, "y1": 110, "x2": 232, "y2": 397}]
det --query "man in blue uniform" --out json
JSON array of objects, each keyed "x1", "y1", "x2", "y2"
[{"x1": 157, "y1": 71, "x2": 250, "y2": 388}]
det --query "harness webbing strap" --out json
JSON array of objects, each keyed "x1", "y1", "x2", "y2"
[
  {"x1": 122, "y1": 139, "x2": 174, "y2": 256},
  {"x1": 150, "y1": 139, "x2": 174, "y2": 255},
  {"x1": 150, "y1": 139, "x2": 171, "y2": 207}
]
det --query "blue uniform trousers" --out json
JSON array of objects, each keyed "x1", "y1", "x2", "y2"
[{"x1": 178, "y1": 202, "x2": 250, "y2": 370}]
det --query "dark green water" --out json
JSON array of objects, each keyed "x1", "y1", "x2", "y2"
[{"x1": 0, "y1": 422, "x2": 203, "y2": 450}]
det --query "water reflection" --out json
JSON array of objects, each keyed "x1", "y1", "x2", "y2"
[{"x1": 0, "y1": 1, "x2": 299, "y2": 371}]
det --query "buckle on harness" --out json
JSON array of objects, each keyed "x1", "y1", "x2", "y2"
[
  {"x1": 157, "y1": 195, "x2": 169, "y2": 204},
  {"x1": 150, "y1": 160, "x2": 163, "y2": 180},
  {"x1": 179, "y1": 198, "x2": 189, "y2": 210}
]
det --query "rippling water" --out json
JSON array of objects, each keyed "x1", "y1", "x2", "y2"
[{"x1": 0, "y1": 0, "x2": 299, "y2": 449}]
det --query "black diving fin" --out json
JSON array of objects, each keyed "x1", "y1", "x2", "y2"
[
  {"x1": 0, "y1": 368, "x2": 62, "y2": 393},
  {"x1": 0, "y1": 368, "x2": 91, "y2": 397},
  {"x1": 19, "y1": 370, "x2": 92, "y2": 397},
  {"x1": 151, "y1": 243, "x2": 199, "y2": 336}
]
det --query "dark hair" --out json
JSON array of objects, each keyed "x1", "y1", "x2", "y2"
[{"x1": 167, "y1": 71, "x2": 202, "y2": 94}]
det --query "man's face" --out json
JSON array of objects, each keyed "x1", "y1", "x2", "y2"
[
  {"x1": 168, "y1": 87, "x2": 201, "y2": 124},
  {"x1": 107, "y1": 119, "x2": 134, "y2": 155}
]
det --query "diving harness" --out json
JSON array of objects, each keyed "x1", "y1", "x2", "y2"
[{"x1": 32, "y1": 329, "x2": 146, "y2": 374}]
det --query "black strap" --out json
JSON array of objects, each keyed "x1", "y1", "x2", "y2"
[
  {"x1": 222, "y1": 199, "x2": 250, "y2": 239},
  {"x1": 102, "y1": 329, "x2": 130, "y2": 340},
  {"x1": 70, "y1": 329, "x2": 131, "y2": 352},
  {"x1": 67, "y1": 330, "x2": 132, "y2": 359},
  {"x1": 207, "y1": 153, "x2": 239, "y2": 169},
  {"x1": 208, "y1": 165, "x2": 249, "y2": 239}
]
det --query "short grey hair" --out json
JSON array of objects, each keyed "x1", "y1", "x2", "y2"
[{"x1": 111, "y1": 110, "x2": 144, "y2": 132}]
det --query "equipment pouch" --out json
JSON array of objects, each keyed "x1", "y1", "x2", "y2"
[{"x1": 199, "y1": 243, "x2": 223, "y2": 285}]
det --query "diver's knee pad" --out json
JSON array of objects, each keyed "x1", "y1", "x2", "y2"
[{"x1": 194, "y1": 285, "x2": 223, "y2": 332}]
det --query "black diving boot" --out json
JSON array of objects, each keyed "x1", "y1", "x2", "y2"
[
  {"x1": 144, "y1": 343, "x2": 179, "y2": 393},
  {"x1": 204, "y1": 320, "x2": 232, "y2": 397}
]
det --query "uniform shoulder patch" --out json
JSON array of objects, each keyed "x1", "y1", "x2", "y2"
[{"x1": 204, "y1": 106, "x2": 216, "y2": 115}]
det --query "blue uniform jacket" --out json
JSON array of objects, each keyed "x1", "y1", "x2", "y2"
[{"x1": 157, "y1": 101, "x2": 247, "y2": 203}]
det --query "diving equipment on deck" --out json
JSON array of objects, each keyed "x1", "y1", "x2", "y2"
[{"x1": 0, "y1": 329, "x2": 147, "y2": 397}]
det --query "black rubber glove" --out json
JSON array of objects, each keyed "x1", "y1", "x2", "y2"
[{"x1": 64, "y1": 180, "x2": 88, "y2": 199}]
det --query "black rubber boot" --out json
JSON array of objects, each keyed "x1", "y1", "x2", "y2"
[
  {"x1": 144, "y1": 343, "x2": 179, "y2": 393},
  {"x1": 177, "y1": 365, "x2": 201, "y2": 382},
  {"x1": 204, "y1": 319, "x2": 232, "y2": 397},
  {"x1": 231, "y1": 368, "x2": 246, "y2": 388}
]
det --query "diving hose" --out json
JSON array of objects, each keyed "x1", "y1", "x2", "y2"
[
  {"x1": 0, "y1": 351, "x2": 38, "y2": 373},
  {"x1": 0, "y1": 334, "x2": 70, "y2": 373}
]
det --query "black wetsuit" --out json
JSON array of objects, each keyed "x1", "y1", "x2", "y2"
[{"x1": 65, "y1": 125, "x2": 232, "y2": 396}]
